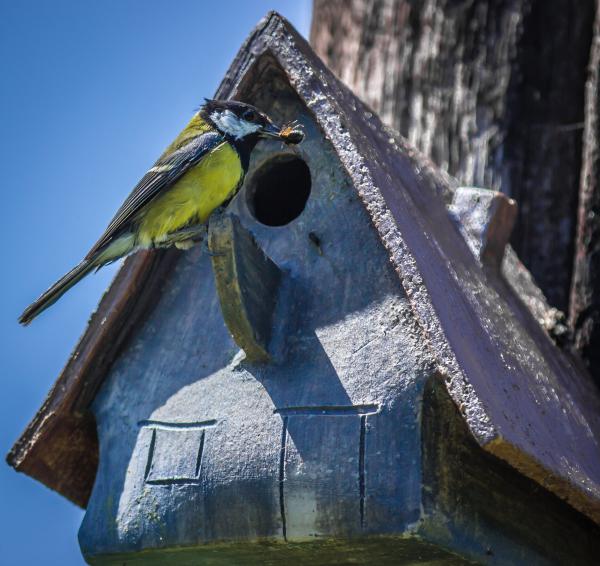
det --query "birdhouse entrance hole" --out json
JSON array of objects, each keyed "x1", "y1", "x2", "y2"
[{"x1": 247, "y1": 155, "x2": 311, "y2": 226}]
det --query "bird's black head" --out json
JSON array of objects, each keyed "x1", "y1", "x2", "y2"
[{"x1": 200, "y1": 99, "x2": 302, "y2": 144}]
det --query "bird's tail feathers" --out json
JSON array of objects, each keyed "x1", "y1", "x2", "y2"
[{"x1": 19, "y1": 260, "x2": 95, "y2": 325}]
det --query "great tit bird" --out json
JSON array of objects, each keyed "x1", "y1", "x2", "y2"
[{"x1": 19, "y1": 99, "x2": 304, "y2": 325}]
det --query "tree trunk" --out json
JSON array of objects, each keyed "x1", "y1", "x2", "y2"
[
  {"x1": 310, "y1": 0, "x2": 594, "y2": 314},
  {"x1": 570, "y1": 2, "x2": 600, "y2": 376}
]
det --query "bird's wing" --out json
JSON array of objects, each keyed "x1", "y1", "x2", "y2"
[{"x1": 86, "y1": 130, "x2": 224, "y2": 259}]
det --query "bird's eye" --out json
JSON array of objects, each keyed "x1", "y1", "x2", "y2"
[{"x1": 242, "y1": 109, "x2": 258, "y2": 122}]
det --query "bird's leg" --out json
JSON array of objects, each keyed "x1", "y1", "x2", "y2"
[
  {"x1": 158, "y1": 206, "x2": 231, "y2": 253},
  {"x1": 154, "y1": 224, "x2": 208, "y2": 250}
]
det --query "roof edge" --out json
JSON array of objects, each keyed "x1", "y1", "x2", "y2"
[
  {"x1": 485, "y1": 436, "x2": 600, "y2": 524},
  {"x1": 236, "y1": 12, "x2": 600, "y2": 525},
  {"x1": 8, "y1": 249, "x2": 178, "y2": 504}
]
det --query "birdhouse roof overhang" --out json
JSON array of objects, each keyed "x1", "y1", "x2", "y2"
[{"x1": 8, "y1": 12, "x2": 600, "y2": 525}]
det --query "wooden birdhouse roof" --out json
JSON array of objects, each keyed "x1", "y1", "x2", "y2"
[{"x1": 8, "y1": 11, "x2": 600, "y2": 528}]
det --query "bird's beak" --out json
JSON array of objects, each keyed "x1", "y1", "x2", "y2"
[{"x1": 259, "y1": 122, "x2": 284, "y2": 139}]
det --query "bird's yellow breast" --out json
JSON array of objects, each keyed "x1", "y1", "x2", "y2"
[{"x1": 136, "y1": 141, "x2": 243, "y2": 247}]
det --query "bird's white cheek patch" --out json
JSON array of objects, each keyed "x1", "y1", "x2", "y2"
[{"x1": 211, "y1": 110, "x2": 261, "y2": 139}]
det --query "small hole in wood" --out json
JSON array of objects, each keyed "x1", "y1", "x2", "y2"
[{"x1": 247, "y1": 155, "x2": 311, "y2": 226}]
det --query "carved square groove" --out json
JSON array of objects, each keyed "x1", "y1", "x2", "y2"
[{"x1": 140, "y1": 420, "x2": 216, "y2": 485}]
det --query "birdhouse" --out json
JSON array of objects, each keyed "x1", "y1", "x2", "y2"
[{"x1": 8, "y1": 12, "x2": 600, "y2": 565}]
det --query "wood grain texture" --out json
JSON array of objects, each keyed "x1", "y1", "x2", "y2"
[
  {"x1": 570, "y1": 1, "x2": 600, "y2": 381},
  {"x1": 311, "y1": 0, "x2": 594, "y2": 312}
]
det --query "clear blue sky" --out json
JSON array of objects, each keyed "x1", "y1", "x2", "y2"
[{"x1": 0, "y1": 1, "x2": 311, "y2": 563}]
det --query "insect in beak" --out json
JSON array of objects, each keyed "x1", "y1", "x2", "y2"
[{"x1": 260, "y1": 121, "x2": 305, "y2": 144}]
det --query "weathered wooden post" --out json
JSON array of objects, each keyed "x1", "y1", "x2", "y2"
[{"x1": 8, "y1": 12, "x2": 600, "y2": 565}]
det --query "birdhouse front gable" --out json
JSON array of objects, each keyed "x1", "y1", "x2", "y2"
[{"x1": 79, "y1": 62, "x2": 438, "y2": 559}]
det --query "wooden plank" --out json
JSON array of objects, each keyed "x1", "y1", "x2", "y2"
[{"x1": 209, "y1": 215, "x2": 282, "y2": 363}]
